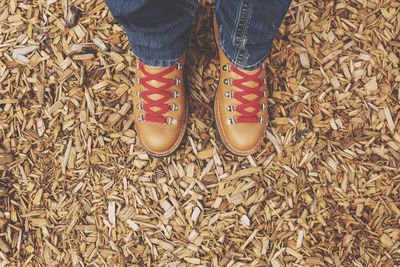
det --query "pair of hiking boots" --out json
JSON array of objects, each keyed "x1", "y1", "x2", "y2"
[{"x1": 132, "y1": 19, "x2": 268, "y2": 157}]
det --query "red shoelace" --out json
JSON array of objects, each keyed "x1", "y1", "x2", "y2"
[
  {"x1": 231, "y1": 65, "x2": 264, "y2": 123},
  {"x1": 138, "y1": 63, "x2": 177, "y2": 124}
]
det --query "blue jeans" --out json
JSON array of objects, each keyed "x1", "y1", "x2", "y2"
[{"x1": 105, "y1": 0, "x2": 291, "y2": 70}]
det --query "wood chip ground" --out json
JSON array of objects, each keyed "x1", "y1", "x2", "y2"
[{"x1": 0, "y1": 0, "x2": 400, "y2": 266}]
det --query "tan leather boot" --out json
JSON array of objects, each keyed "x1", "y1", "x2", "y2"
[
  {"x1": 213, "y1": 17, "x2": 268, "y2": 156},
  {"x1": 132, "y1": 58, "x2": 187, "y2": 157}
]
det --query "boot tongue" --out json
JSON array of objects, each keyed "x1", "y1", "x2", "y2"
[
  {"x1": 231, "y1": 66, "x2": 261, "y2": 86},
  {"x1": 232, "y1": 67, "x2": 259, "y2": 75},
  {"x1": 231, "y1": 67, "x2": 263, "y2": 104},
  {"x1": 140, "y1": 65, "x2": 176, "y2": 109},
  {"x1": 142, "y1": 65, "x2": 177, "y2": 86}
]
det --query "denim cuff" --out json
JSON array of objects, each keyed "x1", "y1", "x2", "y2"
[
  {"x1": 215, "y1": 0, "x2": 290, "y2": 71},
  {"x1": 134, "y1": 55, "x2": 181, "y2": 67},
  {"x1": 121, "y1": 0, "x2": 197, "y2": 68},
  {"x1": 216, "y1": 23, "x2": 265, "y2": 71},
  {"x1": 219, "y1": 39, "x2": 265, "y2": 71},
  {"x1": 124, "y1": 28, "x2": 183, "y2": 67}
]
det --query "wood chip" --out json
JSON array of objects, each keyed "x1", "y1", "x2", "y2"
[
  {"x1": 93, "y1": 37, "x2": 108, "y2": 51},
  {"x1": 66, "y1": 5, "x2": 81, "y2": 28},
  {"x1": 191, "y1": 207, "x2": 201, "y2": 223},
  {"x1": 198, "y1": 148, "x2": 213, "y2": 160},
  {"x1": 364, "y1": 77, "x2": 378, "y2": 95},
  {"x1": 299, "y1": 51, "x2": 310, "y2": 68},
  {"x1": 108, "y1": 201, "x2": 116, "y2": 228}
]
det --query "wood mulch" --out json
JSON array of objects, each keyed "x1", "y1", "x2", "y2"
[{"x1": 0, "y1": 0, "x2": 399, "y2": 266}]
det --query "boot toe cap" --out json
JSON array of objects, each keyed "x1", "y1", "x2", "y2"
[
  {"x1": 137, "y1": 124, "x2": 185, "y2": 157},
  {"x1": 218, "y1": 124, "x2": 265, "y2": 156}
]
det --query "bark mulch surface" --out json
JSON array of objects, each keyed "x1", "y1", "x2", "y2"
[{"x1": 0, "y1": 0, "x2": 399, "y2": 266}]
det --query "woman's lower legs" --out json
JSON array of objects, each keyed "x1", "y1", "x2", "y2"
[
  {"x1": 104, "y1": 0, "x2": 198, "y2": 66},
  {"x1": 215, "y1": 0, "x2": 292, "y2": 70}
]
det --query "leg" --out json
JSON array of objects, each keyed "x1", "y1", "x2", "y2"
[
  {"x1": 105, "y1": 0, "x2": 199, "y2": 66},
  {"x1": 213, "y1": 0, "x2": 292, "y2": 155},
  {"x1": 105, "y1": 0, "x2": 198, "y2": 156},
  {"x1": 215, "y1": 0, "x2": 291, "y2": 70}
]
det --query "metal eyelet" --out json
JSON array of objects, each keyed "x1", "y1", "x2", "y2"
[
  {"x1": 175, "y1": 78, "x2": 181, "y2": 85},
  {"x1": 137, "y1": 114, "x2": 144, "y2": 122},
  {"x1": 171, "y1": 91, "x2": 179, "y2": 99},
  {"x1": 222, "y1": 64, "x2": 230, "y2": 72},
  {"x1": 166, "y1": 117, "x2": 177, "y2": 125},
  {"x1": 226, "y1": 105, "x2": 235, "y2": 112},
  {"x1": 223, "y1": 78, "x2": 232, "y2": 86},
  {"x1": 227, "y1": 117, "x2": 236, "y2": 125},
  {"x1": 176, "y1": 63, "x2": 182, "y2": 70},
  {"x1": 258, "y1": 116, "x2": 264, "y2": 124},
  {"x1": 170, "y1": 104, "x2": 179, "y2": 111},
  {"x1": 137, "y1": 90, "x2": 142, "y2": 97},
  {"x1": 261, "y1": 103, "x2": 266, "y2": 110},
  {"x1": 137, "y1": 77, "x2": 141, "y2": 84},
  {"x1": 137, "y1": 103, "x2": 143, "y2": 110},
  {"x1": 263, "y1": 91, "x2": 268, "y2": 97},
  {"x1": 224, "y1": 91, "x2": 234, "y2": 98}
]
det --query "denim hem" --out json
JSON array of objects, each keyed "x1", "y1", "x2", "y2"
[
  {"x1": 134, "y1": 55, "x2": 180, "y2": 67},
  {"x1": 124, "y1": 27, "x2": 183, "y2": 67},
  {"x1": 218, "y1": 34, "x2": 264, "y2": 71}
]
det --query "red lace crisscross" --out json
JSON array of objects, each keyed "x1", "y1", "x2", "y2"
[
  {"x1": 138, "y1": 63, "x2": 177, "y2": 123},
  {"x1": 231, "y1": 65, "x2": 264, "y2": 123}
]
